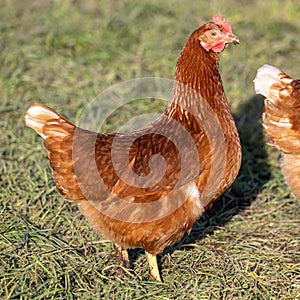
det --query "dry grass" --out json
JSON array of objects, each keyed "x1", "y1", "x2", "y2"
[{"x1": 1, "y1": 0, "x2": 299, "y2": 299}]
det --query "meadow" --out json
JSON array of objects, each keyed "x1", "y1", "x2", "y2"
[{"x1": 0, "y1": 0, "x2": 299, "y2": 299}]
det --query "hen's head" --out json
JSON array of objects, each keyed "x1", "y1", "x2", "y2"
[{"x1": 197, "y1": 15, "x2": 239, "y2": 53}]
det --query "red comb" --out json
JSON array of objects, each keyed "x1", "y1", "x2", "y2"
[{"x1": 212, "y1": 14, "x2": 232, "y2": 33}]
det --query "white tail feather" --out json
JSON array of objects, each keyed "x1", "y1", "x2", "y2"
[
  {"x1": 25, "y1": 103, "x2": 65, "y2": 139},
  {"x1": 253, "y1": 64, "x2": 282, "y2": 98}
]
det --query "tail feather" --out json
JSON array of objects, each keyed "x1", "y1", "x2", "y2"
[
  {"x1": 25, "y1": 103, "x2": 85, "y2": 202},
  {"x1": 25, "y1": 103, "x2": 74, "y2": 139},
  {"x1": 254, "y1": 65, "x2": 300, "y2": 198},
  {"x1": 254, "y1": 64, "x2": 281, "y2": 100},
  {"x1": 254, "y1": 64, "x2": 300, "y2": 154}
]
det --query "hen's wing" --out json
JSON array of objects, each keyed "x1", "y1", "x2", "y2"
[
  {"x1": 254, "y1": 64, "x2": 300, "y2": 197},
  {"x1": 25, "y1": 103, "x2": 207, "y2": 206}
]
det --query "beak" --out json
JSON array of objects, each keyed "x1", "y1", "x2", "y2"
[{"x1": 225, "y1": 33, "x2": 240, "y2": 45}]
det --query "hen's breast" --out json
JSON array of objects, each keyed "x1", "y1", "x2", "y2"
[{"x1": 78, "y1": 180, "x2": 205, "y2": 255}]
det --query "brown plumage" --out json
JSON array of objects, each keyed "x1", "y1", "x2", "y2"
[
  {"x1": 254, "y1": 64, "x2": 300, "y2": 198},
  {"x1": 25, "y1": 15, "x2": 241, "y2": 281}
]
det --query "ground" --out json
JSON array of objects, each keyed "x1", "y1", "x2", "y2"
[{"x1": 0, "y1": 0, "x2": 299, "y2": 299}]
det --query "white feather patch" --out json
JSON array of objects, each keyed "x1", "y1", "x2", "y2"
[
  {"x1": 269, "y1": 118, "x2": 292, "y2": 128},
  {"x1": 27, "y1": 105, "x2": 58, "y2": 119},
  {"x1": 253, "y1": 64, "x2": 281, "y2": 98},
  {"x1": 25, "y1": 104, "x2": 61, "y2": 139},
  {"x1": 186, "y1": 182, "x2": 204, "y2": 215}
]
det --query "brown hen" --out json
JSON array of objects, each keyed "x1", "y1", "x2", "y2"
[
  {"x1": 254, "y1": 64, "x2": 300, "y2": 198},
  {"x1": 25, "y1": 15, "x2": 241, "y2": 281}
]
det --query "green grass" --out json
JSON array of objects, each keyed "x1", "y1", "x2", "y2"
[{"x1": 1, "y1": 0, "x2": 300, "y2": 299}]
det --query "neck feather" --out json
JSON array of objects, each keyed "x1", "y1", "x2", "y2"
[
  {"x1": 165, "y1": 42, "x2": 229, "y2": 122},
  {"x1": 174, "y1": 44, "x2": 223, "y2": 106}
]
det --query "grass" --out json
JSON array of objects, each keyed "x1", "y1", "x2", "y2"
[{"x1": 1, "y1": 0, "x2": 300, "y2": 299}]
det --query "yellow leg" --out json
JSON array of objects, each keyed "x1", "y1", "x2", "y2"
[{"x1": 145, "y1": 251, "x2": 162, "y2": 282}]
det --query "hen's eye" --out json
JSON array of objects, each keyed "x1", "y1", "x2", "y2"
[{"x1": 210, "y1": 31, "x2": 218, "y2": 37}]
